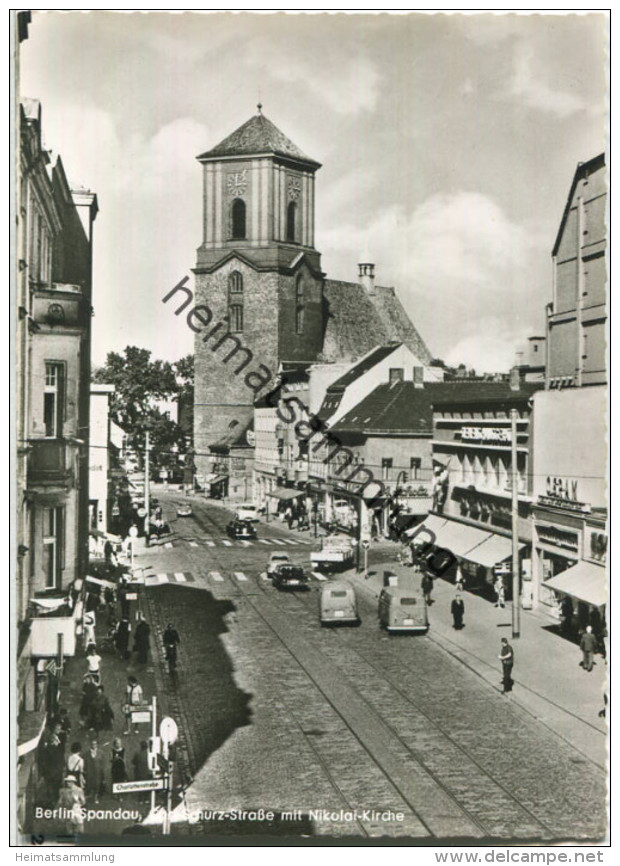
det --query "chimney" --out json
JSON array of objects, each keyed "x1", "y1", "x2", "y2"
[
  {"x1": 358, "y1": 262, "x2": 375, "y2": 294},
  {"x1": 509, "y1": 365, "x2": 521, "y2": 391},
  {"x1": 413, "y1": 366, "x2": 424, "y2": 388}
]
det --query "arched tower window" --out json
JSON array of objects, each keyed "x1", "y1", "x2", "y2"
[
  {"x1": 287, "y1": 201, "x2": 297, "y2": 243},
  {"x1": 295, "y1": 275, "x2": 304, "y2": 334},
  {"x1": 228, "y1": 270, "x2": 244, "y2": 333},
  {"x1": 231, "y1": 198, "x2": 246, "y2": 239}
]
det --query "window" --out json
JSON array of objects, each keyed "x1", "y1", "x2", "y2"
[
  {"x1": 228, "y1": 271, "x2": 244, "y2": 333},
  {"x1": 287, "y1": 201, "x2": 297, "y2": 243},
  {"x1": 231, "y1": 199, "x2": 246, "y2": 239},
  {"x1": 42, "y1": 507, "x2": 63, "y2": 589},
  {"x1": 381, "y1": 458, "x2": 393, "y2": 481},
  {"x1": 389, "y1": 368, "x2": 404, "y2": 385},
  {"x1": 295, "y1": 276, "x2": 304, "y2": 334},
  {"x1": 410, "y1": 457, "x2": 421, "y2": 479},
  {"x1": 44, "y1": 363, "x2": 64, "y2": 437}
]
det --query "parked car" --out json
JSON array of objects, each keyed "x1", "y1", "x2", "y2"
[
  {"x1": 176, "y1": 504, "x2": 193, "y2": 517},
  {"x1": 226, "y1": 519, "x2": 257, "y2": 540},
  {"x1": 272, "y1": 563, "x2": 309, "y2": 591},
  {"x1": 267, "y1": 552, "x2": 291, "y2": 578},
  {"x1": 235, "y1": 503, "x2": 259, "y2": 522}
]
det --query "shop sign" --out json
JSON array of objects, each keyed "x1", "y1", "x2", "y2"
[
  {"x1": 546, "y1": 476, "x2": 579, "y2": 501},
  {"x1": 536, "y1": 524, "x2": 579, "y2": 552},
  {"x1": 461, "y1": 427, "x2": 511, "y2": 443}
]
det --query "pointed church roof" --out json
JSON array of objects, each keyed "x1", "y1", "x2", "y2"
[{"x1": 197, "y1": 109, "x2": 321, "y2": 168}]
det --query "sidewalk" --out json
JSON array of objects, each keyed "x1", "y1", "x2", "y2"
[{"x1": 344, "y1": 563, "x2": 608, "y2": 769}]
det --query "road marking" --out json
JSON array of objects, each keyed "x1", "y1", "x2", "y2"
[
  {"x1": 281, "y1": 538, "x2": 300, "y2": 545},
  {"x1": 312, "y1": 572, "x2": 327, "y2": 581},
  {"x1": 189, "y1": 542, "x2": 198, "y2": 548},
  {"x1": 157, "y1": 574, "x2": 170, "y2": 583},
  {"x1": 209, "y1": 572, "x2": 224, "y2": 582},
  {"x1": 221, "y1": 539, "x2": 233, "y2": 546},
  {"x1": 269, "y1": 539, "x2": 287, "y2": 546},
  {"x1": 164, "y1": 542, "x2": 173, "y2": 549},
  {"x1": 234, "y1": 572, "x2": 248, "y2": 582},
  {"x1": 239, "y1": 540, "x2": 253, "y2": 547},
  {"x1": 174, "y1": 572, "x2": 187, "y2": 582},
  {"x1": 257, "y1": 539, "x2": 272, "y2": 545},
  {"x1": 204, "y1": 540, "x2": 215, "y2": 547}
]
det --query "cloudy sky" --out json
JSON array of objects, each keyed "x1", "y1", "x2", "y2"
[{"x1": 19, "y1": 11, "x2": 607, "y2": 372}]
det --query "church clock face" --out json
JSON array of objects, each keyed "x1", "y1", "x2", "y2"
[
  {"x1": 227, "y1": 170, "x2": 248, "y2": 197},
  {"x1": 288, "y1": 176, "x2": 301, "y2": 201}
]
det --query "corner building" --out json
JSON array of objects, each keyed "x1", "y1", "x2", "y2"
[{"x1": 193, "y1": 108, "x2": 324, "y2": 482}]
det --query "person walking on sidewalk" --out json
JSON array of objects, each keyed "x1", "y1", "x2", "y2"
[
  {"x1": 89, "y1": 685, "x2": 115, "y2": 732},
  {"x1": 82, "y1": 612, "x2": 96, "y2": 650},
  {"x1": 57, "y1": 774, "x2": 86, "y2": 835},
  {"x1": 494, "y1": 576, "x2": 506, "y2": 609},
  {"x1": 65, "y1": 742, "x2": 85, "y2": 789},
  {"x1": 560, "y1": 596, "x2": 574, "y2": 636},
  {"x1": 499, "y1": 638, "x2": 514, "y2": 693},
  {"x1": 85, "y1": 644, "x2": 102, "y2": 684},
  {"x1": 114, "y1": 616, "x2": 131, "y2": 660},
  {"x1": 451, "y1": 594, "x2": 465, "y2": 630},
  {"x1": 111, "y1": 738, "x2": 128, "y2": 795},
  {"x1": 133, "y1": 614, "x2": 151, "y2": 664},
  {"x1": 83, "y1": 736, "x2": 105, "y2": 804},
  {"x1": 123, "y1": 676, "x2": 144, "y2": 735},
  {"x1": 580, "y1": 625, "x2": 598, "y2": 672},
  {"x1": 421, "y1": 573, "x2": 434, "y2": 606}
]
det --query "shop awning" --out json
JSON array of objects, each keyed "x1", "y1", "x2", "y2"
[
  {"x1": 464, "y1": 534, "x2": 525, "y2": 568},
  {"x1": 544, "y1": 561, "x2": 607, "y2": 608},
  {"x1": 267, "y1": 487, "x2": 304, "y2": 501},
  {"x1": 208, "y1": 475, "x2": 227, "y2": 486},
  {"x1": 416, "y1": 513, "x2": 448, "y2": 536},
  {"x1": 433, "y1": 519, "x2": 492, "y2": 558}
]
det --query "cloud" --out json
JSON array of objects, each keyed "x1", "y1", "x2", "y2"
[
  {"x1": 319, "y1": 190, "x2": 545, "y2": 370},
  {"x1": 444, "y1": 317, "x2": 533, "y2": 372},
  {"x1": 507, "y1": 43, "x2": 588, "y2": 118},
  {"x1": 246, "y1": 40, "x2": 381, "y2": 115}
]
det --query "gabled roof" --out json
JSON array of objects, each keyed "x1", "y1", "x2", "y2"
[
  {"x1": 321, "y1": 280, "x2": 432, "y2": 364},
  {"x1": 331, "y1": 381, "x2": 434, "y2": 436},
  {"x1": 552, "y1": 153, "x2": 605, "y2": 257},
  {"x1": 197, "y1": 111, "x2": 320, "y2": 168},
  {"x1": 327, "y1": 344, "x2": 402, "y2": 393}
]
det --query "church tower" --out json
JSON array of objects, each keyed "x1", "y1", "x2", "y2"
[{"x1": 193, "y1": 107, "x2": 324, "y2": 479}]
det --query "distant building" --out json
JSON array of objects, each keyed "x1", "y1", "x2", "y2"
[
  {"x1": 89, "y1": 384, "x2": 123, "y2": 535},
  {"x1": 514, "y1": 336, "x2": 546, "y2": 383},
  {"x1": 188, "y1": 108, "x2": 432, "y2": 500}
]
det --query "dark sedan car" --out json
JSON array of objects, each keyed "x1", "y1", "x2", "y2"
[
  {"x1": 226, "y1": 519, "x2": 257, "y2": 540},
  {"x1": 272, "y1": 564, "x2": 309, "y2": 591}
]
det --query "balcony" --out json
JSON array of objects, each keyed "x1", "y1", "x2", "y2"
[{"x1": 27, "y1": 439, "x2": 74, "y2": 488}]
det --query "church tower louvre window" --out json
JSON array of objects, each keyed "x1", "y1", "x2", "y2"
[
  {"x1": 287, "y1": 201, "x2": 297, "y2": 243},
  {"x1": 231, "y1": 198, "x2": 246, "y2": 239},
  {"x1": 228, "y1": 270, "x2": 244, "y2": 332}
]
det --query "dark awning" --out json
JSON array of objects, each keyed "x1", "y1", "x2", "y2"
[{"x1": 267, "y1": 487, "x2": 304, "y2": 501}]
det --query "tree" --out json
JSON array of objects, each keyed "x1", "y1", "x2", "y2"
[{"x1": 92, "y1": 346, "x2": 187, "y2": 460}]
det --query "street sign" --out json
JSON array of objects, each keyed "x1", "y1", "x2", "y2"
[
  {"x1": 361, "y1": 540, "x2": 370, "y2": 550},
  {"x1": 160, "y1": 717, "x2": 178, "y2": 744},
  {"x1": 129, "y1": 526, "x2": 139, "y2": 538},
  {"x1": 113, "y1": 778, "x2": 165, "y2": 794},
  {"x1": 131, "y1": 709, "x2": 151, "y2": 723},
  {"x1": 137, "y1": 507, "x2": 147, "y2": 518}
]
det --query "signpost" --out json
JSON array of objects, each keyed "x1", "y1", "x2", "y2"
[
  {"x1": 160, "y1": 717, "x2": 178, "y2": 835},
  {"x1": 113, "y1": 779, "x2": 165, "y2": 794},
  {"x1": 361, "y1": 538, "x2": 370, "y2": 579}
]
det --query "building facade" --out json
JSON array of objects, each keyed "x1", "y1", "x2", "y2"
[{"x1": 16, "y1": 97, "x2": 97, "y2": 819}]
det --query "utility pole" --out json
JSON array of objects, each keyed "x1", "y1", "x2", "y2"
[
  {"x1": 144, "y1": 430, "x2": 150, "y2": 547},
  {"x1": 510, "y1": 409, "x2": 520, "y2": 638}
]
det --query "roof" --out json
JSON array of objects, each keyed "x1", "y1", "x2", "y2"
[
  {"x1": 330, "y1": 381, "x2": 434, "y2": 435},
  {"x1": 197, "y1": 111, "x2": 320, "y2": 168},
  {"x1": 321, "y1": 280, "x2": 432, "y2": 364},
  {"x1": 552, "y1": 153, "x2": 605, "y2": 256},
  {"x1": 327, "y1": 345, "x2": 402, "y2": 393},
  {"x1": 428, "y1": 381, "x2": 542, "y2": 407}
]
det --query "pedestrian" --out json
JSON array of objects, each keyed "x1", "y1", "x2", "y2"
[
  {"x1": 114, "y1": 617, "x2": 131, "y2": 660},
  {"x1": 104, "y1": 585, "x2": 116, "y2": 624},
  {"x1": 494, "y1": 576, "x2": 506, "y2": 609},
  {"x1": 104, "y1": 539, "x2": 118, "y2": 575},
  {"x1": 451, "y1": 593, "x2": 465, "y2": 630},
  {"x1": 85, "y1": 644, "x2": 102, "y2": 684},
  {"x1": 65, "y1": 742, "x2": 85, "y2": 789},
  {"x1": 132, "y1": 740, "x2": 150, "y2": 781},
  {"x1": 52, "y1": 707, "x2": 71, "y2": 749},
  {"x1": 560, "y1": 596, "x2": 574, "y2": 636},
  {"x1": 455, "y1": 564, "x2": 465, "y2": 592},
  {"x1": 580, "y1": 625, "x2": 598, "y2": 672},
  {"x1": 56, "y1": 774, "x2": 86, "y2": 835},
  {"x1": 39, "y1": 722, "x2": 65, "y2": 806},
  {"x1": 82, "y1": 736, "x2": 105, "y2": 804},
  {"x1": 499, "y1": 637, "x2": 514, "y2": 693},
  {"x1": 421, "y1": 573, "x2": 433, "y2": 606},
  {"x1": 79, "y1": 674, "x2": 99, "y2": 728},
  {"x1": 89, "y1": 685, "x2": 115, "y2": 732},
  {"x1": 124, "y1": 676, "x2": 144, "y2": 735},
  {"x1": 133, "y1": 614, "x2": 151, "y2": 664},
  {"x1": 111, "y1": 738, "x2": 128, "y2": 791},
  {"x1": 82, "y1": 612, "x2": 96, "y2": 650}
]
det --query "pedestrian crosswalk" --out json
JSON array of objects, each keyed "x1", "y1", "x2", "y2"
[
  {"x1": 142, "y1": 569, "x2": 334, "y2": 589},
  {"x1": 144, "y1": 572, "x2": 195, "y2": 586},
  {"x1": 159, "y1": 536, "x2": 313, "y2": 550}
]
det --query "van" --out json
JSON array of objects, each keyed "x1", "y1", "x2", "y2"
[
  {"x1": 378, "y1": 587, "x2": 428, "y2": 633},
  {"x1": 319, "y1": 581, "x2": 360, "y2": 626},
  {"x1": 235, "y1": 503, "x2": 258, "y2": 522}
]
